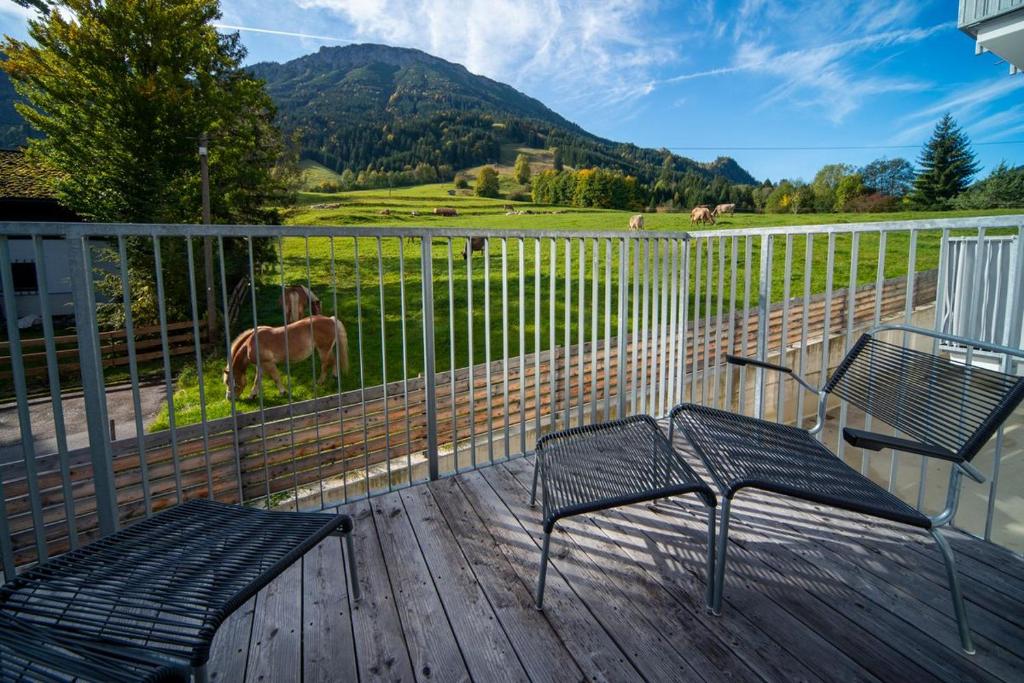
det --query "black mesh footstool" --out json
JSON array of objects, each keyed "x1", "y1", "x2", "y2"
[{"x1": 529, "y1": 415, "x2": 717, "y2": 609}]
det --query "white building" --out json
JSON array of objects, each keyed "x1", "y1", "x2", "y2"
[{"x1": 959, "y1": 0, "x2": 1024, "y2": 74}]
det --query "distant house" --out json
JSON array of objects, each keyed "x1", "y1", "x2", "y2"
[
  {"x1": 0, "y1": 149, "x2": 83, "y2": 322},
  {"x1": 958, "y1": 0, "x2": 1024, "y2": 74}
]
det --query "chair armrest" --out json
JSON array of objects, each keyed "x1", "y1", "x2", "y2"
[
  {"x1": 726, "y1": 354, "x2": 791, "y2": 374},
  {"x1": 842, "y1": 427, "x2": 987, "y2": 483}
]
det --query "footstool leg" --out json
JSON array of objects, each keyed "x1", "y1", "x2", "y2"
[
  {"x1": 535, "y1": 530, "x2": 552, "y2": 610},
  {"x1": 704, "y1": 505, "x2": 717, "y2": 611}
]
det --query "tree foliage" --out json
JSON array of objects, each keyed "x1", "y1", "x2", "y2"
[
  {"x1": 513, "y1": 153, "x2": 531, "y2": 185},
  {"x1": 530, "y1": 168, "x2": 641, "y2": 210},
  {"x1": 953, "y1": 163, "x2": 1024, "y2": 209},
  {"x1": 475, "y1": 165, "x2": 500, "y2": 197},
  {"x1": 911, "y1": 114, "x2": 979, "y2": 209},
  {"x1": 860, "y1": 157, "x2": 915, "y2": 198}
]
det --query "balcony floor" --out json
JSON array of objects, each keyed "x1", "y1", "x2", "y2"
[{"x1": 205, "y1": 449, "x2": 1024, "y2": 682}]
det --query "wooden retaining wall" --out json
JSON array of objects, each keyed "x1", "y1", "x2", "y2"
[{"x1": 0, "y1": 270, "x2": 936, "y2": 570}]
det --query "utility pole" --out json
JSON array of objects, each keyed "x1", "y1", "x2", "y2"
[{"x1": 199, "y1": 133, "x2": 216, "y2": 344}]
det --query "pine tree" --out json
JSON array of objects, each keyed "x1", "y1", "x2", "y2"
[{"x1": 911, "y1": 114, "x2": 979, "y2": 209}]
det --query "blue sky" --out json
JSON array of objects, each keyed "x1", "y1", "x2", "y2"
[{"x1": 2, "y1": 0, "x2": 1022, "y2": 182}]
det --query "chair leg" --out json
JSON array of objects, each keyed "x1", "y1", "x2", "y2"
[
  {"x1": 530, "y1": 457, "x2": 540, "y2": 508},
  {"x1": 345, "y1": 531, "x2": 361, "y2": 602},
  {"x1": 193, "y1": 664, "x2": 208, "y2": 683},
  {"x1": 704, "y1": 505, "x2": 717, "y2": 612},
  {"x1": 535, "y1": 530, "x2": 552, "y2": 610},
  {"x1": 711, "y1": 497, "x2": 732, "y2": 616},
  {"x1": 930, "y1": 528, "x2": 975, "y2": 655}
]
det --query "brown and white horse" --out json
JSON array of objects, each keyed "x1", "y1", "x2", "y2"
[
  {"x1": 223, "y1": 315, "x2": 349, "y2": 400},
  {"x1": 281, "y1": 285, "x2": 321, "y2": 324}
]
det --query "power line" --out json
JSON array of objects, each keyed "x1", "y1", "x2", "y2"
[{"x1": 663, "y1": 140, "x2": 1024, "y2": 151}]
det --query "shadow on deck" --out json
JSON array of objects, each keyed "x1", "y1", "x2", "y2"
[{"x1": 206, "y1": 450, "x2": 1024, "y2": 682}]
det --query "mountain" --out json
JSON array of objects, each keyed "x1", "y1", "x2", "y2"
[{"x1": 248, "y1": 44, "x2": 758, "y2": 186}]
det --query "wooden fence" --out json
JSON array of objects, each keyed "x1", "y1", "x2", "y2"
[{"x1": 0, "y1": 270, "x2": 937, "y2": 568}]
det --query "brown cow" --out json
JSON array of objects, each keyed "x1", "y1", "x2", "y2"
[
  {"x1": 628, "y1": 214, "x2": 645, "y2": 231},
  {"x1": 462, "y1": 236, "x2": 486, "y2": 259},
  {"x1": 690, "y1": 207, "x2": 716, "y2": 225},
  {"x1": 434, "y1": 207, "x2": 458, "y2": 217},
  {"x1": 281, "y1": 285, "x2": 321, "y2": 323},
  {"x1": 712, "y1": 203, "x2": 735, "y2": 216}
]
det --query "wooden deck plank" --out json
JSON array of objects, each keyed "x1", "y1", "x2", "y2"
[
  {"x1": 485, "y1": 461, "x2": 761, "y2": 683},
  {"x1": 398, "y1": 484, "x2": 533, "y2": 682},
  {"x1": 370, "y1": 492, "x2": 471, "y2": 682},
  {"x1": 341, "y1": 498, "x2": 416, "y2": 682},
  {"x1": 245, "y1": 561, "x2": 302, "y2": 683},
  {"x1": 501, "y1": 456, "x2": 828, "y2": 683},
  {"x1": 206, "y1": 597, "x2": 255, "y2": 682},
  {"x1": 302, "y1": 537, "x2": 358, "y2": 683},
  {"x1": 420, "y1": 477, "x2": 588, "y2": 683},
  {"x1": 453, "y1": 471, "x2": 643, "y2": 682}
]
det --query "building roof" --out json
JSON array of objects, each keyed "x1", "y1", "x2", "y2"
[{"x1": 0, "y1": 148, "x2": 54, "y2": 200}]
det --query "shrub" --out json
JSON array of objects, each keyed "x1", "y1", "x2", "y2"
[
  {"x1": 454, "y1": 175, "x2": 469, "y2": 189},
  {"x1": 507, "y1": 190, "x2": 531, "y2": 202},
  {"x1": 844, "y1": 192, "x2": 900, "y2": 213},
  {"x1": 475, "y1": 166, "x2": 500, "y2": 198}
]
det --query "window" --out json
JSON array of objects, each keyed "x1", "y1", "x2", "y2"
[{"x1": 11, "y1": 262, "x2": 38, "y2": 294}]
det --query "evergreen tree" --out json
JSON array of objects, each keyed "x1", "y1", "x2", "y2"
[{"x1": 911, "y1": 114, "x2": 979, "y2": 208}]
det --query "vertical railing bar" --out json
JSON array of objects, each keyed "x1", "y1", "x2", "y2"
[
  {"x1": 841, "y1": 232, "x2": 859, "y2": 464},
  {"x1": 277, "y1": 236, "x2": 299, "y2": 504},
  {"x1": 649, "y1": 239, "x2": 661, "y2": 414},
  {"x1": 679, "y1": 239, "x2": 690, "y2": 405},
  {"x1": 667, "y1": 240, "x2": 679, "y2": 414},
  {"x1": 375, "y1": 237, "x2": 392, "y2": 491},
  {"x1": 724, "y1": 237, "x2": 738, "y2": 413},
  {"x1": 776, "y1": 235, "x2": 793, "y2": 424},
  {"x1": 518, "y1": 238, "x2": 526, "y2": 455},
  {"x1": 501, "y1": 238, "x2": 510, "y2": 459},
  {"x1": 352, "y1": 238, "x2": 371, "y2": 497},
  {"x1": 712, "y1": 237, "x2": 726, "y2": 410},
  {"x1": 617, "y1": 238, "x2": 629, "y2": 418},
  {"x1": 691, "y1": 237, "x2": 702, "y2": 404},
  {"x1": 639, "y1": 239, "x2": 651, "y2": 415},
  {"x1": 603, "y1": 238, "x2": 613, "y2": 419},
  {"x1": 245, "y1": 237, "x2": 271, "y2": 505},
  {"x1": 659, "y1": 239, "x2": 671, "y2": 415},
  {"x1": 398, "y1": 239, "x2": 413, "y2": 483},
  {"x1": 534, "y1": 238, "x2": 542, "y2": 447},
  {"x1": 467, "y1": 238, "x2": 477, "y2": 470},
  {"x1": 984, "y1": 353, "x2": 1011, "y2": 540},
  {"x1": 34, "y1": 235, "x2": 79, "y2": 541},
  {"x1": 549, "y1": 239, "x2": 557, "y2": 431},
  {"x1": 796, "y1": 234, "x2": 813, "y2": 430},
  {"x1": 447, "y1": 238, "x2": 458, "y2": 473},
  {"x1": 867, "y1": 230, "x2": 885, "y2": 485},
  {"x1": 589, "y1": 238, "x2": 599, "y2": 424},
  {"x1": 577, "y1": 238, "x2": 586, "y2": 427},
  {"x1": 702, "y1": 238, "x2": 714, "y2": 407},
  {"x1": 629, "y1": 238, "x2": 641, "y2": 416},
  {"x1": 753, "y1": 235, "x2": 772, "y2": 420},
  {"x1": 420, "y1": 236, "x2": 438, "y2": 481},
  {"x1": 302, "y1": 235, "x2": 325, "y2": 508},
  {"x1": 564, "y1": 239, "x2": 572, "y2": 426},
  {"x1": 327, "y1": 237, "x2": 347, "y2": 503},
  {"x1": 484, "y1": 238, "x2": 494, "y2": 464},
  {"x1": 0, "y1": 237, "x2": 47, "y2": 562},
  {"x1": 215, "y1": 236, "x2": 242, "y2": 503},
  {"x1": 153, "y1": 236, "x2": 183, "y2": 503},
  {"x1": 738, "y1": 236, "x2": 752, "y2": 414},
  {"x1": 184, "y1": 237, "x2": 214, "y2": 500},
  {"x1": 817, "y1": 233, "x2": 836, "y2": 442}
]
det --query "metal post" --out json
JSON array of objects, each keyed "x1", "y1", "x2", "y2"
[
  {"x1": 199, "y1": 133, "x2": 216, "y2": 344},
  {"x1": 421, "y1": 237, "x2": 439, "y2": 480},
  {"x1": 753, "y1": 235, "x2": 772, "y2": 419},
  {"x1": 68, "y1": 234, "x2": 118, "y2": 535}
]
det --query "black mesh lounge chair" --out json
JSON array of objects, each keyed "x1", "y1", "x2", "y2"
[
  {"x1": 0, "y1": 612, "x2": 189, "y2": 682},
  {"x1": 0, "y1": 499, "x2": 358, "y2": 682},
  {"x1": 669, "y1": 324, "x2": 1024, "y2": 654}
]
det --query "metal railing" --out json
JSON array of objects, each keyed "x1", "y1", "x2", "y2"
[{"x1": 0, "y1": 214, "x2": 1022, "y2": 578}]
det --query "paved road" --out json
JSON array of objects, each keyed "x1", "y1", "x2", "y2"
[{"x1": 0, "y1": 383, "x2": 166, "y2": 463}]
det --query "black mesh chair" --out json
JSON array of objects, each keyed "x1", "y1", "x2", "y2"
[
  {"x1": 0, "y1": 499, "x2": 359, "y2": 682},
  {"x1": 669, "y1": 324, "x2": 1024, "y2": 654}
]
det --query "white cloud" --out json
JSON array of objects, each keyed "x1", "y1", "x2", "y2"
[
  {"x1": 889, "y1": 78, "x2": 1024, "y2": 144},
  {"x1": 291, "y1": 0, "x2": 678, "y2": 109}
]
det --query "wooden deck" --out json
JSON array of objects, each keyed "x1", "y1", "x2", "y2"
[{"x1": 205, "y1": 452, "x2": 1024, "y2": 682}]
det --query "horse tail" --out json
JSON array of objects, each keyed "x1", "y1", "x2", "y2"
[{"x1": 333, "y1": 316, "x2": 350, "y2": 375}]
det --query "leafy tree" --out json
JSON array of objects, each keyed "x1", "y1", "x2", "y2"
[
  {"x1": 766, "y1": 180, "x2": 796, "y2": 213},
  {"x1": 513, "y1": 153, "x2": 531, "y2": 185},
  {"x1": 953, "y1": 163, "x2": 1024, "y2": 209},
  {"x1": 811, "y1": 163, "x2": 853, "y2": 212},
  {"x1": 835, "y1": 173, "x2": 866, "y2": 211},
  {"x1": 860, "y1": 157, "x2": 915, "y2": 197},
  {"x1": 2, "y1": 0, "x2": 295, "y2": 324},
  {"x1": 475, "y1": 165, "x2": 500, "y2": 197},
  {"x1": 911, "y1": 114, "x2": 979, "y2": 209},
  {"x1": 454, "y1": 174, "x2": 469, "y2": 189}
]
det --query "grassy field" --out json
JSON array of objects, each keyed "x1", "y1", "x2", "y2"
[{"x1": 150, "y1": 180, "x2": 1022, "y2": 429}]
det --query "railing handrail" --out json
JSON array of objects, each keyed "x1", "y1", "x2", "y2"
[{"x1": 1, "y1": 213, "x2": 1022, "y2": 239}]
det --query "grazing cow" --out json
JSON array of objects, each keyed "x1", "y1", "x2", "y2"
[
  {"x1": 281, "y1": 285, "x2": 321, "y2": 324},
  {"x1": 690, "y1": 207, "x2": 716, "y2": 225},
  {"x1": 712, "y1": 203, "x2": 735, "y2": 216},
  {"x1": 223, "y1": 315, "x2": 349, "y2": 400},
  {"x1": 434, "y1": 207, "x2": 458, "y2": 217},
  {"x1": 628, "y1": 214, "x2": 645, "y2": 231},
  {"x1": 462, "y1": 236, "x2": 486, "y2": 259},
  {"x1": 379, "y1": 208, "x2": 391, "y2": 216}
]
